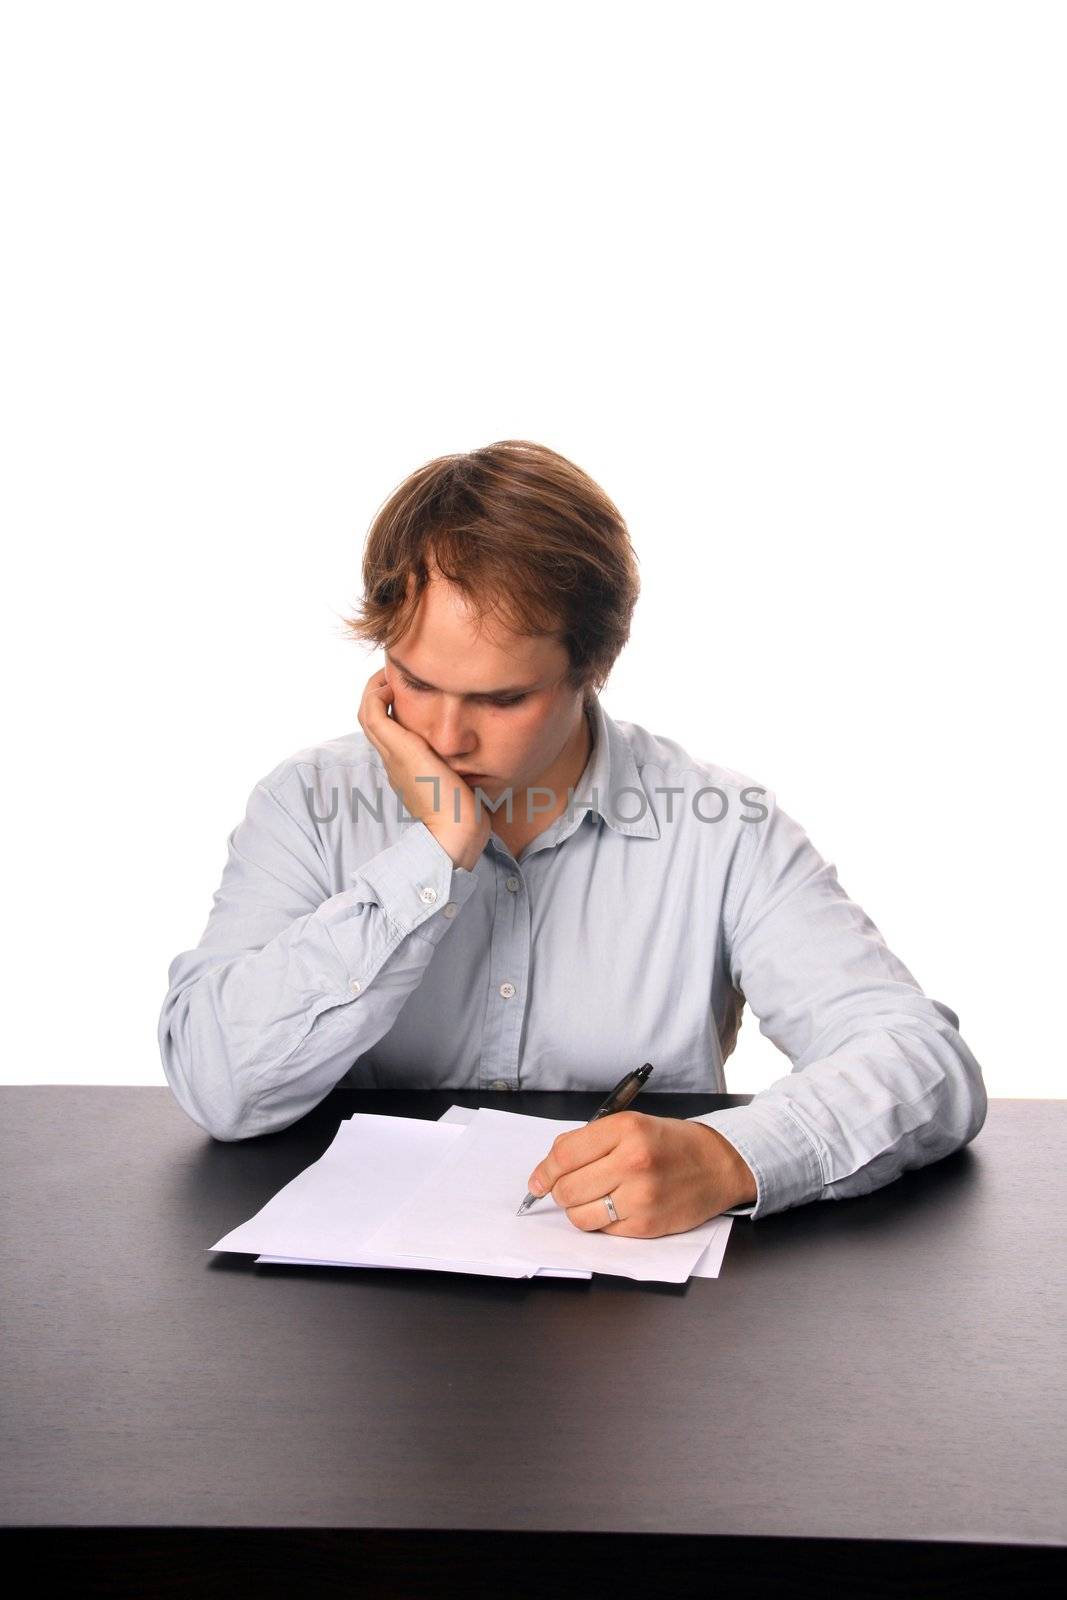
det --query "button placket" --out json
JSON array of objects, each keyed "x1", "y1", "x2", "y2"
[{"x1": 481, "y1": 857, "x2": 531, "y2": 1092}]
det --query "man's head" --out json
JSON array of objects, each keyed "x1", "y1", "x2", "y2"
[{"x1": 342, "y1": 440, "x2": 640, "y2": 791}]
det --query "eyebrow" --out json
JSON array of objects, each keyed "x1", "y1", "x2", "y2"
[{"x1": 389, "y1": 653, "x2": 538, "y2": 698}]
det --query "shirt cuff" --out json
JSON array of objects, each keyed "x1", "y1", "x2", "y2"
[
  {"x1": 687, "y1": 1099, "x2": 827, "y2": 1220},
  {"x1": 350, "y1": 820, "x2": 483, "y2": 947}
]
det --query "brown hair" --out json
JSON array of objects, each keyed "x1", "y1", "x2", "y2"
[{"x1": 340, "y1": 440, "x2": 640, "y2": 704}]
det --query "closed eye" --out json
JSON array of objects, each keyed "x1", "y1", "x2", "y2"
[{"x1": 399, "y1": 673, "x2": 528, "y2": 708}]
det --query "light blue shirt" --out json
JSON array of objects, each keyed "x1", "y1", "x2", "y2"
[{"x1": 158, "y1": 694, "x2": 987, "y2": 1219}]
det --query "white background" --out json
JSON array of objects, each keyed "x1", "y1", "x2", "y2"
[{"x1": 2, "y1": 2, "x2": 1063, "y2": 1098}]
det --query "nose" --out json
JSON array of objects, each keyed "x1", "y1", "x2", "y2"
[{"x1": 426, "y1": 697, "x2": 479, "y2": 763}]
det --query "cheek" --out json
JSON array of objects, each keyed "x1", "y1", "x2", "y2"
[
  {"x1": 500, "y1": 706, "x2": 550, "y2": 749},
  {"x1": 389, "y1": 687, "x2": 424, "y2": 728}
]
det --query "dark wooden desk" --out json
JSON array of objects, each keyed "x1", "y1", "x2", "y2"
[{"x1": 2, "y1": 1088, "x2": 1064, "y2": 1597}]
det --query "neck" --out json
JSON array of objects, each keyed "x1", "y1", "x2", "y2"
[
  {"x1": 494, "y1": 703, "x2": 593, "y2": 857},
  {"x1": 556, "y1": 701, "x2": 593, "y2": 798}
]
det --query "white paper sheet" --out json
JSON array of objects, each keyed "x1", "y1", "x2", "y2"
[
  {"x1": 212, "y1": 1105, "x2": 732, "y2": 1283},
  {"x1": 238, "y1": 1112, "x2": 590, "y2": 1279},
  {"x1": 257, "y1": 1254, "x2": 589, "y2": 1279},
  {"x1": 210, "y1": 1115, "x2": 527, "y2": 1275},
  {"x1": 435, "y1": 1103, "x2": 732, "y2": 1278},
  {"x1": 359, "y1": 1108, "x2": 728, "y2": 1284}
]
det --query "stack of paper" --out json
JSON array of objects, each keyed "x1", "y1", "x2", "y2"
[{"x1": 210, "y1": 1106, "x2": 733, "y2": 1284}]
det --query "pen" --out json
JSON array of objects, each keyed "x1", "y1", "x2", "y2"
[{"x1": 515, "y1": 1063, "x2": 655, "y2": 1214}]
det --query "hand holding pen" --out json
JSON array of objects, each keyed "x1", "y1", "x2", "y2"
[{"x1": 516, "y1": 1064, "x2": 654, "y2": 1215}]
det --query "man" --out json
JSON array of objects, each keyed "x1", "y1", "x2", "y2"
[{"x1": 158, "y1": 439, "x2": 986, "y2": 1237}]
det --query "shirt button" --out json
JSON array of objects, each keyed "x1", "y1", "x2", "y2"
[
  {"x1": 505, "y1": 875, "x2": 520, "y2": 892},
  {"x1": 349, "y1": 979, "x2": 362, "y2": 995},
  {"x1": 442, "y1": 902, "x2": 458, "y2": 919},
  {"x1": 489, "y1": 1079, "x2": 513, "y2": 1091},
  {"x1": 418, "y1": 886, "x2": 438, "y2": 904},
  {"x1": 499, "y1": 981, "x2": 516, "y2": 999}
]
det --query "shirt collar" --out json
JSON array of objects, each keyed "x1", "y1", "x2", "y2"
[{"x1": 574, "y1": 694, "x2": 661, "y2": 841}]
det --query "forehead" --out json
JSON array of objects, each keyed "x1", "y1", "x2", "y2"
[{"x1": 393, "y1": 572, "x2": 567, "y2": 688}]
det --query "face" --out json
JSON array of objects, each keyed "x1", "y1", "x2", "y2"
[{"x1": 383, "y1": 569, "x2": 588, "y2": 794}]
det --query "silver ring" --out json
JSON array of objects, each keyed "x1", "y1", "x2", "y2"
[{"x1": 603, "y1": 1193, "x2": 619, "y2": 1224}]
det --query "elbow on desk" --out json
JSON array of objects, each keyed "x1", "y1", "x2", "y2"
[
  {"x1": 164, "y1": 1066, "x2": 277, "y2": 1144},
  {"x1": 160, "y1": 1047, "x2": 258, "y2": 1143},
  {"x1": 200, "y1": 1106, "x2": 262, "y2": 1144},
  {"x1": 932, "y1": 998, "x2": 988, "y2": 1151},
  {"x1": 890, "y1": 1000, "x2": 989, "y2": 1162},
  {"x1": 158, "y1": 993, "x2": 272, "y2": 1144},
  {"x1": 813, "y1": 1010, "x2": 989, "y2": 1208},
  {"x1": 960, "y1": 1055, "x2": 988, "y2": 1147}
]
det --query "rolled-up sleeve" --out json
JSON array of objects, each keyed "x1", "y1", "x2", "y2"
[
  {"x1": 690, "y1": 793, "x2": 987, "y2": 1219},
  {"x1": 157, "y1": 764, "x2": 481, "y2": 1142}
]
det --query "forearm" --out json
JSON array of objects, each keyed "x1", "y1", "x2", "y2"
[
  {"x1": 691, "y1": 1001, "x2": 987, "y2": 1218},
  {"x1": 709, "y1": 786, "x2": 988, "y2": 1220},
  {"x1": 159, "y1": 823, "x2": 480, "y2": 1141}
]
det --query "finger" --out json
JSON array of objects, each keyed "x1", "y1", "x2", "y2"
[
  {"x1": 359, "y1": 669, "x2": 393, "y2": 721},
  {"x1": 563, "y1": 1184, "x2": 646, "y2": 1241},
  {"x1": 357, "y1": 696, "x2": 389, "y2": 764},
  {"x1": 563, "y1": 1189, "x2": 645, "y2": 1236},
  {"x1": 359, "y1": 673, "x2": 407, "y2": 755},
  {"x1": 544, "y1": 1150, "x2": 626, "y2": 1212},
  {"x1": 359, "y1": 667, "x2": 389, "y2": 697},
  {"x1": 527, "y1": 1116, "x2": 628, "y2": 1197}
]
